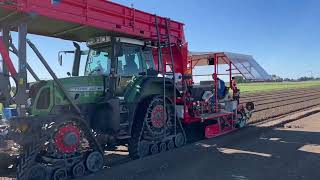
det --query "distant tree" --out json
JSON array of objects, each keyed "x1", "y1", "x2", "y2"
[
  {"x1": 233, "y1": 76, "x2": 245, "y2": 83},
  {"x1": 271, "y1": 74, "x2": 283, "y2": 82},
  {"x1": 298, "y1": 76, "x2": 315, "y2": 81}
]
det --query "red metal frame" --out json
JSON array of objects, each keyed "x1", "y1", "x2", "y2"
[
  {"x1": 181, "y1": 52, "x2": 245, "y2": 138},
  {"x1": 0, "y1": 0, "x2": 185, "y2": 44},
  {"x1": 0, "y1": 36, "x2": 17, "y2": 76},
  {"x1": 0, "y1": 0, "x2": 189, "y2": 74}
]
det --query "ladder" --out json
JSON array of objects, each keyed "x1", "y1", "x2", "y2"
[{"x1": 155, "y1": 16, "x2": 177, "y2": 136}]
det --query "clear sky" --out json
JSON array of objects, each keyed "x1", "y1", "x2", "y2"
[{"x1": 5, "y1": 0, "x2": 320, "y2": 81}]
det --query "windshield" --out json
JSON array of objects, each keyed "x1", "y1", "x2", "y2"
[
  {"x1": 85, "y1": 44, "x2": 155, "y2": 76},
  {"x1": 85, "y1": 46, "x2": 112, "y2": 76}
]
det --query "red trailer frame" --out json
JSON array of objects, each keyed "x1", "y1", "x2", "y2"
[
  {"x1": 0, "y1": 0, "x2": 185, "y2": 43},
  {"x1": 0, "y1": 0, "x2": 189, "y2": 75}
]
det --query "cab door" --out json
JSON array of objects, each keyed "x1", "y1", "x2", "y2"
[{"x1": 116, "y1": 44, "x2": 147, "y2": 96}]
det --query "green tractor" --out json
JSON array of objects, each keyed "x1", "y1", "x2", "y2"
[{"x1": 8, "y1": 36, "x2": 185, "y2": 180}]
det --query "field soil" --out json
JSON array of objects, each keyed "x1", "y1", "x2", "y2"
[{"x1": 238, "y1": 80, "x2": 320, "y2": 93}]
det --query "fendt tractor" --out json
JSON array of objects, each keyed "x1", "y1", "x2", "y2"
[{"x1": 0, "y1": 1, "x2": 269, "y2": 180}]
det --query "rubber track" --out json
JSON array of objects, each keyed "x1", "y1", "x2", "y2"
[{"x1": 17, "y1": 138, "x2": 45, "y2": 180}]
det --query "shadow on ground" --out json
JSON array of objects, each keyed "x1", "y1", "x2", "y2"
[{"x1": 80, "y1": 124, "x2": 320, "y2": 180}]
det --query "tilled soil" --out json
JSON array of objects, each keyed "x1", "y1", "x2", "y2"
[
  {"x1": 242, "y1": 87, "x2": 320, "y2": 102},
  {"x1": 241, "y1": 86, "x2": 320, "y2": 99},
  {"x1": 1, "y1": 86, "x2": 320, "y2": 179},
  {"x1": 254, "y1": 95, "x2": 320, "y2": 112},
  {"x1": 251, "y1": 91, "x2": 320, "y2": 106},
  {"x1": 247, "y1": 87, "x2": 320, "y2": 123},
  {"x1": 243, "y1": 88, "x2": 320, "y2": 101}
]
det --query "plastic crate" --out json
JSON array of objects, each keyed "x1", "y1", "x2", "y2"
[{"x1": 2, "y1": 108, "x2": 18, "y2": 120}]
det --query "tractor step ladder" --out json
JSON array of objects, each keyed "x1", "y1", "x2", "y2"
[{"x1": 155, "y1": 16, "x2": 177, "y2": 136}]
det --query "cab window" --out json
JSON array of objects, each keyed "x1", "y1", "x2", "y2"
[
  {"x1": 118, "y1": 45, "x2": 144, "y2": 76},
  {"x1": 85, "y1": 47, "x2": 112, "y2": 76}
]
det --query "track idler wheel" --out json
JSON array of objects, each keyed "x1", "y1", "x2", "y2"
[
  {"x1": 150, "y1": 143, "x2": 159, "y2": 155},
  {"x1": 86, "y1": 151, "x2": 104, "y2": 173},
  {"x1": 72, "y1": 162, "x2": 85, "y2": 178},
  {"x1": 159, "y1": 142, "x2": 167, "y2": 152},
  {"x1": 167, "y1": 139, "x2": 175, "y2": 150},
  {"x1": 174, "y1": 133, "x2": 186, "y2": 148},
  {"x1": 53, "y1": 168, "x2": 68, "y2": 180}
]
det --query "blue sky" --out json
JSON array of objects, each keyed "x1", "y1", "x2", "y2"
[{"x1": 5, "y1": 0, "x2": 320, "y2": 81}]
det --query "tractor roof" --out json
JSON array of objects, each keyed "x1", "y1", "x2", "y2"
[{"x1": 188, "y1": 52, "x2": 271, "y2": 80}]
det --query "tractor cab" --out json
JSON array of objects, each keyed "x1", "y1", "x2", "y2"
[
  {"x1": 84, "y1": 36, "x2": 157, "y2": 96},
  {"x1": 84, "y1": 36, "x2": 156, "y2": 77},
  {"x1": 58, "y1": 36, "x2": 158, "y2": 97}
]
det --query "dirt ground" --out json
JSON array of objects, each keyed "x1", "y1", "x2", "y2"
[{"x1": 80, "y1": 110, "x2": 320, "y2": 180}]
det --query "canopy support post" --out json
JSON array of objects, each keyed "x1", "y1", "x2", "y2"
[{"x1": 15, "y1": 23, "x2": 28, "y2": 116}]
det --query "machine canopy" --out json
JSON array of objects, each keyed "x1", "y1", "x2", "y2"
[{"x1": 188, "y1": 52, "x2": 271, "y2": 81}]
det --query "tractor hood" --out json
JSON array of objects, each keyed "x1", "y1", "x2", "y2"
[
  {"x1": 31, "y1": 76, "x2": 105, "y2": 115},
  {"x1": 54, "y1": 76, "x2": 105, "y2": 105}
]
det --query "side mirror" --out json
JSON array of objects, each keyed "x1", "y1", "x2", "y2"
[
  {"x1": 58, "y1": 50, "x2": 74, "y2": 66},
  {"x1": 58, "y1": 53, "x2": 63, "y2": 66}
]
